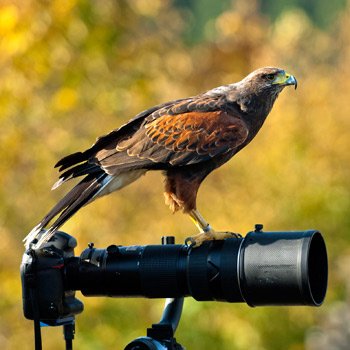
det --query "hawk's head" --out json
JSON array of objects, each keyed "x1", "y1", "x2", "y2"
[
  {"x1": 220, "y1": 67, "x2": 298, "y2": 115},
  {"x1": 241, "y1": 67, "x2": 297, "y2": 94}
]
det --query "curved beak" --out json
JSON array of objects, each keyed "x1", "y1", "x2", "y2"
[
  {"x1": 273, "y1": 71, "x2": 298, "y2": 90},
  {"x1": 285, "y1": 73, "x2": 298, "y2": 90}
]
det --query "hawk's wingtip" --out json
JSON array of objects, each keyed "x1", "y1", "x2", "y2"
[
  {"x1": 23, "y1": 224, "x2": 45, "y2": 249},
  {"x1": 52, "y1": 178, "x2": 64, "y2": 190}
]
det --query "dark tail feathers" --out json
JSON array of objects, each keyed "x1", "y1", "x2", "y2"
[{"x1": 24, "y1": 172, "x2": 109, "y2": 248}]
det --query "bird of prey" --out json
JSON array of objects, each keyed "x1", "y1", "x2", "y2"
[{"x1": 25, "y1": 67, "x2": 297, "y2": 249}]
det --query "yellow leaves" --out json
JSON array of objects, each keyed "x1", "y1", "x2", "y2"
[
  {"x1": 67, "y1": 18, "x2": 89, "y2": 46},
  {"x1": 216, "y1": 12, "x2": 242, "y2": 38},
  {"x1": 165, "y1": 51, "x2": 193, "y2": 78},
  {"x1": 52, "y1": 87, "x2": 78, "y2": 112},
  {"x1": 0, "y1": 5, "x2": 30, "y2": 60},
  {"x1": 51, "y1": 0, "x2": 77, "y2": 19},
  {"x1": 274, "y1": 8, "x2": 312, "y2": 46},
  {"x1": 0, "y1": 4, "x2": 18, "y2": 33},
  {"x1": 0, "y1": 30, "x2": 29, "y2": 58},
  {"x1": 50, "y1": 44, "x2": 72, "y2": 70},
  {"x1": 130, "y1": 0, "x2": 166, "y2": 17}
]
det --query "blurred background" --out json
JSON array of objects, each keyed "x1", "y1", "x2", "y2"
[{"x1": 1, "y1": 0, "x2": 350, "y2": 349}]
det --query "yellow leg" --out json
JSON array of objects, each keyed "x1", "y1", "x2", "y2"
[
  {"x1": 186, "y1": 209, "x2": 241, "y2": 247},
  {"x1": 189, "y1": 209, "x2": 212, "y2": 232}
]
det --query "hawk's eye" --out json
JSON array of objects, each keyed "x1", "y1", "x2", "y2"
[{"x1": 265, "y1": 73, "x2": 275, "y2": 81}]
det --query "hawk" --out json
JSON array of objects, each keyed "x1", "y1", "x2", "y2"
[{"x1": 25, "y1": 67, "x2": 297, "y2": 248}]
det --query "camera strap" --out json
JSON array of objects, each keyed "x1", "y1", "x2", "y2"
[{"x1": 27, "y1": 249, "x2": 43, "y2": 350}]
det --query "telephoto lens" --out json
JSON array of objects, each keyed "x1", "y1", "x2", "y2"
[{"x1": 65, "y1": 229, "x2": 327, "y2": 306}]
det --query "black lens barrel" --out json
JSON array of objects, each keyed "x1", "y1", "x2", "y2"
[{"x1": 65, "y1": 230, "x2": 327, "y2": 306}]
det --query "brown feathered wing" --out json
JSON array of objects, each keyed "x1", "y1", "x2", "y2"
[{"x1": 25, "y1": 96, "x2": 249, "y2": 247}]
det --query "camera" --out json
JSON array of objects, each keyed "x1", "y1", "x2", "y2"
[{"x1": 21, "y1": 226, "x2": 328, "y2": 349}]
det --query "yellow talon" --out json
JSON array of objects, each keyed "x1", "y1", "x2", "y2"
[
  {"x1": 186, "y1": 209, "x2": 241, "y2": 247},
  {"x1": 185, "y1": 230, "x2": 241, "y2": 247}
]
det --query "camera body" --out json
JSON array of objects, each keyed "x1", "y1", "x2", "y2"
[{"x1": 21, "y1": 232, "x2": 83, "y2": 325}]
